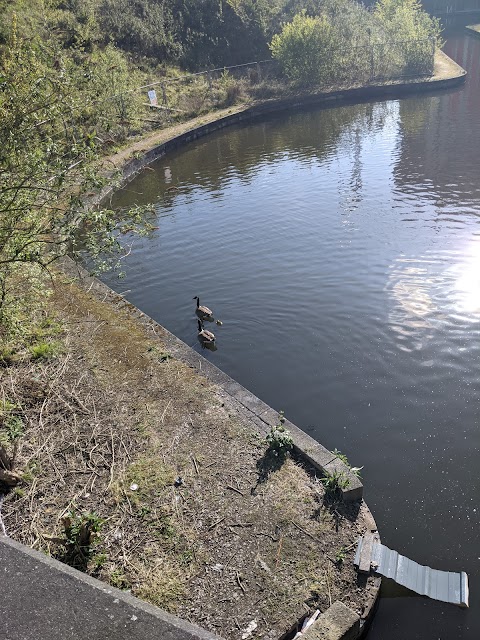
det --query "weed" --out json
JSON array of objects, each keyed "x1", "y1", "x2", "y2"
[
  {"x1": 92, "y1": 552, "x2": 108, "y2": 570},
  {"x1": 332, "y1": 448, "x2": 363, "y2": 479},
  {"x1": 179, "y1": 550, "x2": 194, "y2": 566},
  {"x1": 0, "y1": 399, "x2": 18, "y2": 417},
  {"x1": 120, "y1": 456, "x2": 176, "y2": 504},
  {"x1": 147, "y1": 346, "x2": 172, "y2": 363},
  {"x1": 61, "y1": 510, "x2": 104, "y2": 571},
  {"x1": 0, "y1": 344, "x2": 16, "y2": 366},
  {"x1": 0, "y1": 399, "x2": 24, "y2": 445},
  {"x1": 134, "y1": 557, "x2": 186, "y2": 611},
  {"x1": 219, "y1": 69, "x2": 243, "y2": 106},
  {"x1": 332, "y1": 448, "x2": 349, "y2": 466},
  {"x1": 335, "y1": 546, "x2": 347, "y2": 565},
  {"x1": 109, "y1": 568, "x2": 131, "y2": 590},
  {"x1": 265, "y1": 411, "x2": 293, "y2": 459},
  {"x1": 29, "y1": 340, "x2": 62, "y2": 360},
  {"x1": 320, "y1": 470, "x2": 350, "y2": 496},
  {"x1": 21, "y1": 460, "x2": 41, "y2": 483},
  {"x1": 3, "y1": 415, "x2": 24, "y2": 442}
]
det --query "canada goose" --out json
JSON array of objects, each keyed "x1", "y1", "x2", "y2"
[
  {"x1": 193, "y1": 296, "x2": 213, "y2": 320},
  {"x1": 197, "y1": 320, "x2": 215, "y2": 344}
]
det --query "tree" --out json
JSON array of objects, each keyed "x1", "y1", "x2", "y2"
[
  {"x1": 374, "y1": 0, "x2": 442, "y2": 74},
  {"x1": 270, "y1": 11, "x2": 335, "y2": 86},
  {"x1": 0, "y1": 20, "x2": 145, "y2": 324}
]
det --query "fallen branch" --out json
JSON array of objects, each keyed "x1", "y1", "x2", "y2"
[{"x1": 226, "y1": 484, "x2": 244, "y2": 496}]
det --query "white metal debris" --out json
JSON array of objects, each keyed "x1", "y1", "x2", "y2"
[{"x1": 354, "y1": 533, "x2": 469, "y2": 608}]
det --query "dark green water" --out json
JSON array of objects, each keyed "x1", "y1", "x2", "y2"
[{"x1": 103, "y1": 30, "x2": 480, "y2": 639}]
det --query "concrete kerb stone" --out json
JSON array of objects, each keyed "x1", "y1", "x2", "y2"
[
  {"x1": 302, "y1": 602, "x2": 361, "y2": 640},
  {"x1": 466, "y1": 24, "x2": 480, "y2": 38},
  {"x1": 0, "y1": 535, "x2": 222, "y2": 640}
]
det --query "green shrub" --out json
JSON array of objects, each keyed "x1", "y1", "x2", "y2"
[
  {"x1": 266, "y1": 412, "x2": 293, "y2": 458},
  {"x1": 29, "y1": 341, "x2": 62, "y2": 360},
  {"x1": 270, "y1": 11, "x2": 335, "y2": 86}
]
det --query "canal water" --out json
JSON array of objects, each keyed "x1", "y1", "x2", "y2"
[{"x1": 103, "y1": 28, "x2": 480, "y2": 639}]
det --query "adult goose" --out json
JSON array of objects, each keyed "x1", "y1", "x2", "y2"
[
  {"x1": 197, "y1": 320, "x2": 215, "y2": 344},
  {"x1": 193, "y1": 296, "x2": 213, "y2": 321}
]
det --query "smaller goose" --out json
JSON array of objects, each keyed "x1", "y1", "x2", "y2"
[
  {"x1": 193, "y1": 296, "x2": 213, "y2": 320},
  {"x1": 197, "y1": 320, "x2": 215, "y2": 344}
]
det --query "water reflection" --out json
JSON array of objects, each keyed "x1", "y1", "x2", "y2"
[
  {"x1": 394, "y1": 35, "x2": 480, "y2": 212},
  {"x1": 449, "y1": 240, "x2": 480, "y2": 317},
  {"x1": 386, "y1": 256, "x2": 438, "y2": 351},
  {"x1": 387, "y1": 240, "x2": 480, "y2": 350}
]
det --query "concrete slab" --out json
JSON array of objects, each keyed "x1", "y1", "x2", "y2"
[
  {"x1": 0, "y1": 536, "x2": 222, "y2": 640},
  {"x1": 302, "y1": 601, "x2": 360, "y2": 640}
]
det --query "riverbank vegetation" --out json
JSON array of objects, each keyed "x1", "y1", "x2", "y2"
[{"x1": 0, "y1": 266, "x2": 377, "y2": 638}]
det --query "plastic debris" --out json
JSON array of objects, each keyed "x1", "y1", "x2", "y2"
[
  {"x1": 293, "y1": 610, "x2": 320, "y2": 638},
  {"x1": 241, "y1": 620, "x2": 257, "y2": 639}
]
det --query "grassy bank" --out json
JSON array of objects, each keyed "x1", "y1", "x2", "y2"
[{"x1": 0, "y1": 268, "x2": 376, "y2": 639}]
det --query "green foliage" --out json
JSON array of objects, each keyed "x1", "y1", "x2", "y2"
[
  {"x1": 320, "y1": 470, "x2": 350, "y2": 495},
  {"x1": 98, "y1": 0, "x2": 180, "y2": 60},
  {"x1": 218, "y1": 69, "x2": 243, "y2": 105},
  {"x1": 48, "y1": 0, "x2": 101, "y2": 51},
  {"x1": 332, "y1": 448, "x2": 363, "y2": 479},
  {"x1": 265, "y1": 412, "x2": 293, "y2": 458},
  {"x1": 270, "y1": 11, "x2": 335, "y2": 86},
  {"x1": 0, "y1": 19, "x2": 150, "y2": 321},
  {"x1": 374, "y1": 0, "x2": 441, "y2": 75},
  {"x1": 61, "y1": 510, "x2": 104, "y2": 569},
  {"x1": 270, "y1": 0, "x2": 440, "y2": 86},
  {"x1": 2, "y1": 415, "x2": 24, "y2": 441},
  {"x1": 29, "y1": 340, "x2": 62, "y2": 360},
  {"x1": 0, "y1": 399, "x2": 24, "y2": 447},
  {"x1": 335, "y1": 545, "x2": 347, "y2": 565}
]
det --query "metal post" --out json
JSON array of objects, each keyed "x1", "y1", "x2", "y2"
[
  {"x1": 256, "y1": 62, "x2": 261, "y2": 83},
  {"x1": 431, "y1": 36, "x2": 436, "y2": 75},
  {"x1": 161, "y1": 83, "x2": 167, "y2": 106}
]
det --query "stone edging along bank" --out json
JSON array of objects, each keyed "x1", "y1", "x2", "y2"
[
  {"x1": 466, "y1": 24, "x2": 480, "y2": 38},
  {"x1": 61, "y1": 51, "x2": 464, "y2": 640}
]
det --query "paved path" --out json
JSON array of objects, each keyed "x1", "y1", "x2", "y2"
[{"x1": 0, "y1": 536, "x2": 220, "y2": 640}]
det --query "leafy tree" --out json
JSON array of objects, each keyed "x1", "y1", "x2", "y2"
[
  {"x1": 98, "y1": 0, "x2": 181, "y2": 60},
  {"x1": 374, "y1": 0, "x2": 442, "y2": 74},
  {"x1": 0, "y1": 20, "x2": 144, "y2": 324},
  {"x1": 270, "y1": 11, "x2": 335, "y2": 86}
]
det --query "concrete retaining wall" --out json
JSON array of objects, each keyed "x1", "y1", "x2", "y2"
[{"x1": 466, "y1": 24, "x2": 480, "y2": 37}]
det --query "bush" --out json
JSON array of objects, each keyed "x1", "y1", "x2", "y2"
[
  {"x1": 270, "y1": 11, "x2": 335, "y2": 86},
  {"x1": 374, "y1": 0, "x2": 442, "y2": 75}
]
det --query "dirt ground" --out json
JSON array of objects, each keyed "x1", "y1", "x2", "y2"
[{"x1": 0, "y1": 271, "x2": 377, "y2": 640}]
